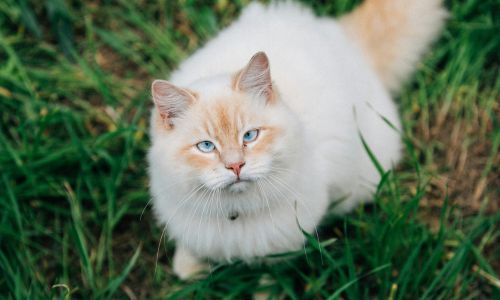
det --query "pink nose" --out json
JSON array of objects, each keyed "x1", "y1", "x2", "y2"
[{"x1": 226, "y1": 162, "x2": 245, "y2": 176}]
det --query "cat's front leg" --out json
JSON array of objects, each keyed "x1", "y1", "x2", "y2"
[{"x1": 173, "y1": 246, "x2": 208, "y2": 279}]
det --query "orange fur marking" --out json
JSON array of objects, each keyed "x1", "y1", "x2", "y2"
[
  {"x1": 251, "y1": 126, "x2": 282, "y2": 155},
  {"x1": 340, "y1": 0, "x2": 446, "y2": 92},
  {"x1": 161, "y1": 85, "x2": 281, "y2": 173},
  {"x1": 182, "y1": 150, "x2": 214, "y2": 171},
  {"x1": 341, "y1": 0, "x2": 406, "y2": 85}
]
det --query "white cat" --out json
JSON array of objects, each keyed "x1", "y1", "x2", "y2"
[{"x1": 148, "y1": 0, "x2": 446, "y2": 278}]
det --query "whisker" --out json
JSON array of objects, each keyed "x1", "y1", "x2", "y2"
[
  {"x1": 261, "y1": 177, "x2": 295, "y2": 214},
  {"x1": 257, "y1": 179, "x2": 276, "y2": 232},
  {"x1": 206, "y1": 188, "x2": 216, "y2": 257},
  {"x1": 268, "y1": 166, "x2": 301, "y2": 175},
  {"x1": 255, "y1": 178, "x2": 267, "y2": 216},
  {"x1": 154, "y1": 182, "x2": 205, "y2": 278},
  {"x1": 266, "y1": 174, "x2": 323, "y2": 264},
  {"x1": 196, "y1": 187, "x2": 217, "y2": 253},
  {"x1": 260, "y1": 177, "x2": 284, "y2": 212},
  {"x1": 183, "y1": 186, "x2": 211, "y2": 250},
  {"x1": 267, "y1": 173, "x2": 302, "y2": 196},
  {"x1": 216, "y1": 180, "x2": 232, "y2": 226},
  {"x1": 141, "y1": 176, "x2": 198, "y2": 220},
  {"x1": 268, "y1": 169, "x2": 298, "y2": 178},
  {"x1": 216, "y1": 187, "x2": 232, "y2": 261},
  {"x1": 261, "y1": 177, "x2": 308, "y2": 262}
]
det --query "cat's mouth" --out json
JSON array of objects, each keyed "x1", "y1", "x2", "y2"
[
  {"x1": 231, "y1": 178, "x2": 247, "y2": 186},
  {"x1": 227, "y1": 177, "x2": 250, "y2": 192}
]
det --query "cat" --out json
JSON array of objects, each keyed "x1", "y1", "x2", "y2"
[{"x1": 148, "y1": 0, "x2": 447, "y2": 279}]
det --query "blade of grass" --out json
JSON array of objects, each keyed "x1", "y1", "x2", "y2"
[{"x1": 326, "y1": 263, "x2": 391, "y2": 300}]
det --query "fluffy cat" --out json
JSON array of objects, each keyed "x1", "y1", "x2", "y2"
[{"x1": 148, "y1": 0, "x2": 446, "y2": 279}]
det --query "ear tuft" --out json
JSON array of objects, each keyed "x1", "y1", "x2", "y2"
[
  {"x1": 152, "y1": 80, "x2": 195, "y2": 129},
  {"x1": 236, "y1": 52, "x2": 273, "y2": 101}
]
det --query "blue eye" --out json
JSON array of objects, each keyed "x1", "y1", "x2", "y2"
[
  {"x1": 243, "y1": 130, "x2": 258, "y2": 142},
  {"x1": 197, "y1": 141, "x2": 215, "y2": 152}
]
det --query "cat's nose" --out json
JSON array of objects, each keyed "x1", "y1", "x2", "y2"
[{"x1": 226, "y1": 162, "x2": 245, "y2": 176}]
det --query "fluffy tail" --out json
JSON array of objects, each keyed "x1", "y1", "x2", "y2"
[{"x1": 340, "y1": 0, "x2": 447, "y2": 93}]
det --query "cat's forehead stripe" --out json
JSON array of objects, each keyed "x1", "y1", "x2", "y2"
[
  {"x1": 199, "y1": 98, "x2": 245, "y2": 147},
  {"x1": 204, "y1": 118, "x2": 215, "y2": 138}
]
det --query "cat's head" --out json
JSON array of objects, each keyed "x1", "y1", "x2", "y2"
[{"x1": 150, "y1": 52, "x2": 302, "y2": 195}]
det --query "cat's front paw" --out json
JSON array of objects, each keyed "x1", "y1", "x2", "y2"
[
  {"x1": 253, "y1": 274, "x2": 286, "y2": 300},
  {"x1": 173, "y1": 247, "x2": 208, "y2": 279}
]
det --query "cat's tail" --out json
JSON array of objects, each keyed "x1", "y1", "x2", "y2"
[{"x1": 340, "y1": 0, "x2": 447, "y2": 93}]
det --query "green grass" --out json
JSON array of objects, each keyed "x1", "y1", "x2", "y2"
[{"x1": 1, "y1": 0, "x2": 500, "y2": 299}]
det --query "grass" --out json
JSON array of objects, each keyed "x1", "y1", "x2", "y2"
[{"x1": 1, "y1": 0, "x2": 499, "y2": 299}]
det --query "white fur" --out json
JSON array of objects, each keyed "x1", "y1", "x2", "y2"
[{"x1": 148, "y1": 1, "x2": 445, "y2": 276}]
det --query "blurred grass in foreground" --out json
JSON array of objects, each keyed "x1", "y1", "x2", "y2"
[{"x1": 1, "y1": 0, "x2": 500, "y2": 299}]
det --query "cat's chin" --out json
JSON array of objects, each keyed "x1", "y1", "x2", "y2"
[{"x1": 227, "y1": 180, "x2": 251, "y2": 193}]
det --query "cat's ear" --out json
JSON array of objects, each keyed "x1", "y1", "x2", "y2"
[
  {"x1": 152, "y1": 80, "x2": 196, "y2": 129},
  {"x1": 236, "y1": 52, "x2": 273, "y2": 102}
]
